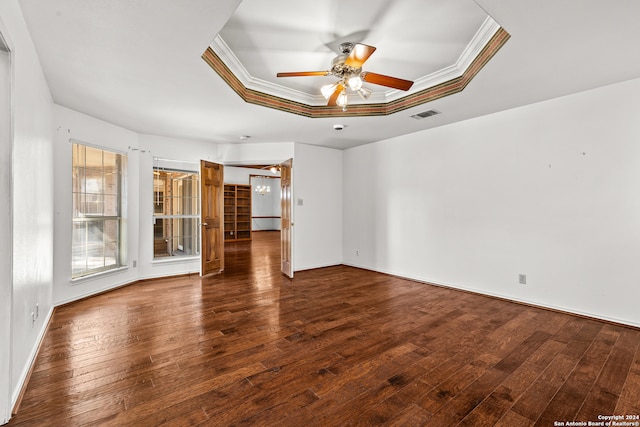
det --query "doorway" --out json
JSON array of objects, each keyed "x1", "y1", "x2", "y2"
[{"x1": 221, "y1": 161, "x2": 293, "y2": 277}]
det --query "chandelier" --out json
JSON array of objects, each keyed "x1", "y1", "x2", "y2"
[{"x1": 255, "y1": 176, "x2": 271, "y2": 196}]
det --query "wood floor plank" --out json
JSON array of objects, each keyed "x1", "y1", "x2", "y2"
[
  {"x1": 495, "y1": 409, "x2": 536, "y2": 426},
  {"x1": 386, "y1": 403, "x2": 432, "y2": 426},
  {"x1": 426, "y1": 367, "x2": 511, "y2": 426},
  {"x1": 8, "y1": 231, "x2": 640, "y2": 426},
  {"x1": 533, "y1": 325, "x2": 621, "y2": 426},
  {"x1": 509, "y1": 320, "x2": 604, "y2": 423},
  {"x1": 575, "y1": 326, "x2": 640, "y2": 422},
  {"x1": 459, "y1": 338, "x2": 567, "y2": 426}
]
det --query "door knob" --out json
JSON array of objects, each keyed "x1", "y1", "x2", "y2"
[{"x1": 202, "y1": 223, "x2": 208, "y2": 226}]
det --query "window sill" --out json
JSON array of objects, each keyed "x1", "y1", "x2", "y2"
[
  {"x1": 152, "y1": 256, "x2": 200, "y2": 266},
  {"x1": 71, "y1": 266, "x2": 129, "y2": 285}
]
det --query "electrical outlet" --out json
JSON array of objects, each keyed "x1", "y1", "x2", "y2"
[
  {"x1": 356, "y1": 249, "x2": 359, "y2": 256},
  {"x1": 519, "y1": 274, "x2": 527, "y2": 285},
  {"x1": 132, "y1": 260, "x2": 137, "y2": 268},
  {"x1": 36, "y1": 303, "x2": 39, "y2": 319},
  {"x1": 31, "y1": 312, "x2": 35, "y2": 327}
]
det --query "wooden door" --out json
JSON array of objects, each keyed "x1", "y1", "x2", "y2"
[
  {"x1": 200, "y1": 160, "x2": 224, "y2": 276},
  {"x1": 280, "y1": 159, "x2": 293, "y2": 278}
]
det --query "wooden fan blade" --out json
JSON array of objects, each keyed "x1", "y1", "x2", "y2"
[
  {"x1": 327, "y1": 83, "x2": 345, "y2": 106},
  {"x1": 344, "y1": 43, "x2": 376, "y2": 68},
  {"x1": 362, "y1": 72, "x2": 414, "y2": 91},
  {"x1": 277, "y1": 71, "x2": 329, "y2": 77}
]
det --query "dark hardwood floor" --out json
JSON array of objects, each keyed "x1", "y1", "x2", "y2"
[{"x1": 9, "y1": 231, "x2": 640, "y2": 426}]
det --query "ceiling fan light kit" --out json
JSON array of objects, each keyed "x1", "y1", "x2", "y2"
[
  {"x1": 347, "y1": 75, "x2": 362, "y2": 91},
  {"x1": 277, "y1": 42, "x2": 414, "y2": 111}
]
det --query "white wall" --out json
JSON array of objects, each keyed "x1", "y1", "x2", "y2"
[
  {"x1": 0, "y1": 1, "x2": 54, "y2": 422},
  {"x1": 343, "y1": 77, "x2": 640, "y2": 328},
  {"x1": 294, "y1": 143, "x2": 343, "y2": 271},
  {"x1": 225, "y1": 165, "x2": 274, "y2": 185},
  {"x1": 218, "y1": 141, "x2": 294, "y2": 166}
]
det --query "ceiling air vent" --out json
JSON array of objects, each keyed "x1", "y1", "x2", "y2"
[{"x1": 411, "y1": 109, "x2": 440, "y2": 119}]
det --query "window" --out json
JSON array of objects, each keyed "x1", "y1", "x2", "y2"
[
  {"x1": 153, "y1": 168, "x2": 200, "y2": 259},
  {"x1": 72, "y1": 143, "x2": 125, "y2": 278}
]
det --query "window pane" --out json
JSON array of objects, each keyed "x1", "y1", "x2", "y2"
[
  {"x1": 153, "y1": 217, "x2": 201, "y2": 257},
  {"x1": 104, "y1": 241, "x2": 118, "y2": 267},
  {"x1": 85, "y1": 193, "x2": 103, "y2": 215},
  {"x1": 104, "y1": 171, "x2": 119, "y2": 195},
  {"x1": 85, "y1": 146, "x2": 103, "y2": 168},
  {"x1": 103, "y1": 150, "x2": 117, "y2": 168},
  {"x1": 72, "y1": 219, "x2": 118, "y2": 274},
  {"x1": 85, "y1": 167, "x2": 104, "y2": 194},
  {"x1": 104, "y1": 219, "x2": 119, "y2": 243},
  {"x1": 72, "y1": 168, "x2": 84, "y2": 194},
  {"x1": 72, "y1": 221, "x2": 103, "y2": 274},
  {"x1": 154, "y1": 239, "x2": 169, "y2": 258},
  {"x1": 104, "y1": 194, "x2": 118, "y2": 216},
  {"x1": 154, "y1": 217, "x2": 164, "y2": 239},
  {"x1": 72, "y1": 193, "x2": 85, "y2": 217},
  {"x1": 71, "y1": 222, "x2": 88, "y2": 276}
]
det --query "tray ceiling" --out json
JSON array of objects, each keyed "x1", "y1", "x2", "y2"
[{"x1": 206, "y1": 0, "x2": 509, "y2": 116}]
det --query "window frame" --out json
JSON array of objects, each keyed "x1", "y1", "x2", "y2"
[
  {"x1": 152, "y1": 166, "x2": 201, "y2": 260},
  {"x1": 71, "y1": 141, "x2": 126, "y2": 279}
]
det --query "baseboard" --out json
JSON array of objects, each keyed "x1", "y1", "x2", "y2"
[
  {"x1": 294, "y1": 261, "x2": 342, "y2": 272},
  {"x1": 11, "y1": 305, "x2": 54, "y2": 415}
]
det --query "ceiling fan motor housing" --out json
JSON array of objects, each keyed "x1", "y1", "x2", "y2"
[{"x1": 330, "y1": 55, "x2": 361, "y2": 79}]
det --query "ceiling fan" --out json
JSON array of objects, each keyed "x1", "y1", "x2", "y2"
[{"x1": 277, "y1": 42, "x2": 414, "y2": 110}]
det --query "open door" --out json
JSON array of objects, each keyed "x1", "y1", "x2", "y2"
[
  {"x1": 200, "y1": 160, "x2": 224, "y2": 276},
  {"x1": 280, "y1": 159, "x2": 293, "y2": 278}
]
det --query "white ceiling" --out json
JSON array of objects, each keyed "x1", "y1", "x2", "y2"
[{"x1": 17, "y1": 0, "x2": 640, "y2": 150}]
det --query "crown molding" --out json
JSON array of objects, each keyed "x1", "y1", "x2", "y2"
[
  {"x1": 211, "y1": 36, "x2": 326, "y2": 105},
  {"x1": 392, "y1": 16, "x2": 501, "y2": 101}
]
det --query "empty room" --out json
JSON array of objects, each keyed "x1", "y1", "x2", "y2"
[{"x1": 1, "y1": 0, "x2": 639, "y2": 425}]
